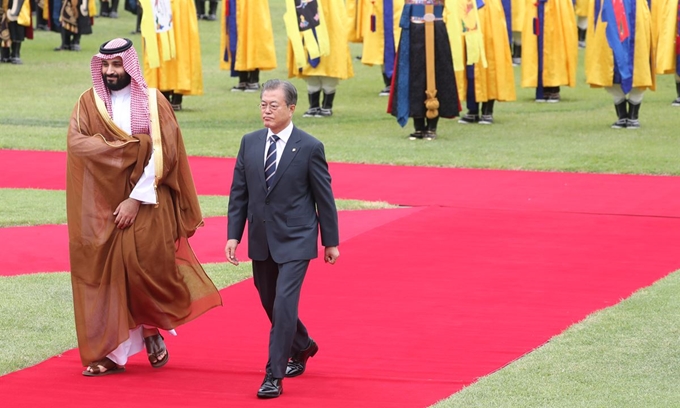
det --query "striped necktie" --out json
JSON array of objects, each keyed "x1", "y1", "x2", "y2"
[{"x1": 264, "y1": 135, "x2": 280, "y2": 189}]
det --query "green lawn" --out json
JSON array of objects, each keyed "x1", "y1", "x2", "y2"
[
  {"x1": 1, "y1": 4, "x2": 680, "y2": 407},
  {"x1": 0, "y1": 189, "x2": 394, "y2": 227},
  {"x1": 433, "y1": 272, "x2": 680, "y2": 408}
]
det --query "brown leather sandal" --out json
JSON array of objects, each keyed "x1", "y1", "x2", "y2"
[
  {"x1": 82, "y1": 357, "x2": 125, "y2": 377},
  {"x1": 144, "y1": 334, "x2": 169, "y2": 368}
]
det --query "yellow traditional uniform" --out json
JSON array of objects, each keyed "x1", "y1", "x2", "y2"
[
  {"x1": 584, "y1": 0, "x2": 654, "y2": 128},
  {"x1": 584, "y1": 0, "x2": 654, "y2": 90},
  {"x1": 143, "y1": 0, "x2": 203, "y2": 104},
  {"x1": 521, "y1": 0, "x2": 578, "y2": 97},
  {"x1": 357, "y1": 0, "x2": 404, "y2": 95},
  {"x1": 285, "y1": 0, "x2": 354, "y2": 116},
  {"x1": 220, "y1": 0, "x2": 276, "y2": 73},
  {"x1": 456, "y1": 0, "x2": 516, "y2": 104},
  {"x1": 652, "y1": 0, "x2": 678, "y2": 75},
  {"x1": 347, "y1": 0, "x2": 365, "y2": 42},
  {"x1": 512, "y1": 0, "x2": 526, "y2": 32},
  {"x1": 575, "y1": 0, "x2": 589, "y2": 17},
  {"x1": 360, "y1": 0, "x2": 404, "y2": 66},
  {"x1": 286, "y1": 0, "x2": 354, "y2": 80}
]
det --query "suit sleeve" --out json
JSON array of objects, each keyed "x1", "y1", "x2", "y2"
[
  {"x1": 227, "y1": 136, "x2": 249, "y2": 242},
  {"x1": 309, "y1": 142, "x2": 339, "y2": 247}
]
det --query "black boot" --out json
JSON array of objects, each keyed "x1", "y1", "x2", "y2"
[
  {"x1": 627, "y1": 101, "x2": 640, "y2": 129},
  {"x1": 425, "y1": 116, "x2": 439, "y2": 140},
  {"x1": 672, "y1": 82, "x2": 680, "y2": 106},
  {"x1": 132, "y1": 7, "x2": 143, "y2": 34},
  {"x1": 379, "y1": 72, "x2": 391, "y2": 96},
  {"x1": 245, "y1": 69, "x2": 260, "y2": 92},
  {"x1": 10, "y1": 42, "x2": 22, "y2": 64},
  {"x1": 71, "y1": 34, "x2": 81, "y2": 51},
  {"x1": 410, "y1": 117, "x2": 425, "y2": 140},
  {"x1": 171, "y1": 93, "x2": 183, "y2": 111},
  {"x1": 479, "y1": 100, "x2": 495, "y2": 124},
  {"x1": 195, "y1": 0, "x2": 205, "y2": 19},
  {"x1": 303, "y1": 91, "x2": 321, "y2": 117},
  {"x1": 109, "y1": 0, "x2": 119, "y2": 17},
  {"x1": 161, "y1": 91, "x2": 173, "y2": 104},
  {"x1": 100, "y1": 0, "x2": 110, "y2": 17},
  {"x1": 36, "y1": 6, "x2": 49, "y2": 30},
  {"x1": 578, "y1": 28, "x2": 586, "y2": 48},
  {"x1": 232, "y1": 71, "x2": 248, "y2": 91},
  {"x1": 55, "y1": 28, "x2": 71, "y2": 51},
  {"x1": 512, "y1": 43, "x2": 521, "y2": 66},
  {"x1": 544, "y1": 86, "x2": 560, "y2": 103},
  {"x1": 0, "y1": 47, "x2": 10, "y2": 63},
  {"x1": 206, "y1": 1, "x2": 217, "y2": 20},
  {"x1": 611, "y1": 99, "x2": 627, "y2": 129},
  {"x1": 318, "y1": 92, "x2": 335, "y2": 117},
  {"x1": 248, "y1": 69, "x2": 260, "y2": 84},
  {"x1": 458, "y1": 103, "x2": 479, "y2": 124}
]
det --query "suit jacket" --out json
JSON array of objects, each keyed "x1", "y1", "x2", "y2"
[{"x1": 227, "y1": 125, "x2": 339, "y2": 263}]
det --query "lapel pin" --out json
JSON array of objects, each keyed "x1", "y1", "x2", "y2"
[{"x1": 292, "y1": 148, "x2": 297, "y2": 152}]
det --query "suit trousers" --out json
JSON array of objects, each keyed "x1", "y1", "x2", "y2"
[{"x1": 253, "y1": 255, "x2": 312, "y2": 379}]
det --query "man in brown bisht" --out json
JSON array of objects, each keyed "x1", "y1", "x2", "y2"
[{"x1": 66, "y1": 37, "x2": 222, "y2": 377}]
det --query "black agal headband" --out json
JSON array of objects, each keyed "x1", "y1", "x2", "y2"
[{"x1": 99, "y1": 38, "x2": 134, "y2": 55}]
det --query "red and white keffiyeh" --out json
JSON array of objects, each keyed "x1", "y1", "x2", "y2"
[{"x1": 90, "y1": 38, "x2": 150, "y2": 136}]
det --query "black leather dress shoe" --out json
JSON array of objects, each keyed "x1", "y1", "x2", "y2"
[
  {"x1": 285, "y1": 339, "x2": 319, "y2": 378},
  {"x1": 257, "y1": 373, "x2": 283, "y2": 399}
]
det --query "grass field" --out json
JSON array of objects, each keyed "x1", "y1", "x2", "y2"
[{"x1": 1, "y1": 4, "x2": 680, "y2": 407}]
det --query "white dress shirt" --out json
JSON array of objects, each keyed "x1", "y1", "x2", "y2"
[{"x1": 264, "y1": 121, "x2": 294, "y2": 167}]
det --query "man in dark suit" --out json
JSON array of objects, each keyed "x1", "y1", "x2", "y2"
[{"x1": 225, "y1": 79, "x2": 340, "y2": 399}]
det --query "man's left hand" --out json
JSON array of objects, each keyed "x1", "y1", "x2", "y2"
[
  {"x1": 324, "y1": 246, "x2": 339, "y2": 265},
  {"x1": 113, "y1": 198, "x2": 141, "y2": 229}
]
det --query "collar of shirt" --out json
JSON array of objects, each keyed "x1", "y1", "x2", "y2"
[
  {"x1": 267, "y1": 121, "x2": 294, "y2": 145},
  {"x1": 265, "y1": 121, "x2": 293, "y2": 167}
]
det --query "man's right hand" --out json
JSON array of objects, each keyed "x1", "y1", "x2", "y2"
[
  {"x1": 225, "y1": 239, "x2": 240, "y2": 265},
  {"x1": 113, "y1": 198, "x2": 141, "y2": 229}
]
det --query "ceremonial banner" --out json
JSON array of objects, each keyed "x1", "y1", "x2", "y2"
[
  {"x1": 141, "y1": 0, "x2": 176, "y2": 68},
  {"x1": 284, "y1": 0, "x2": 330, "y2": 70}
]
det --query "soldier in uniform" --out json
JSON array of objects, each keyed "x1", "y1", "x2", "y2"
[
  {"x1": 0, "y1": 0, "x2": 33, "y2": 64},
  {"x1": 285, "y1": 0, "x2": 354, "y2": 117},
  {"x1": 389, "y1": 0, "x2": 460, "y2": 140}
]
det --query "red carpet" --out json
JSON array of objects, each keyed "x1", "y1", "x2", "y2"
[
  {"x1": 0, "y1": 150, "x2": 67, "y2": 191},
  {"x1": 4, "y1": 149, "x2": 680, "y2": 216},
  {"x1": 3, "y1": 149, "x2": 680, "y2": 406},
  {"x1": 0, "y1": 208, "x2": 421, "y2": 276},
  {"x1": 2, "y1": 206, "x2": 680, "y2": 407}
]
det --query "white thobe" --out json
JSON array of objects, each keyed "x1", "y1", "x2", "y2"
[{"x1": 110, "y1": 86, "x2": 157, "y2": 205}]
